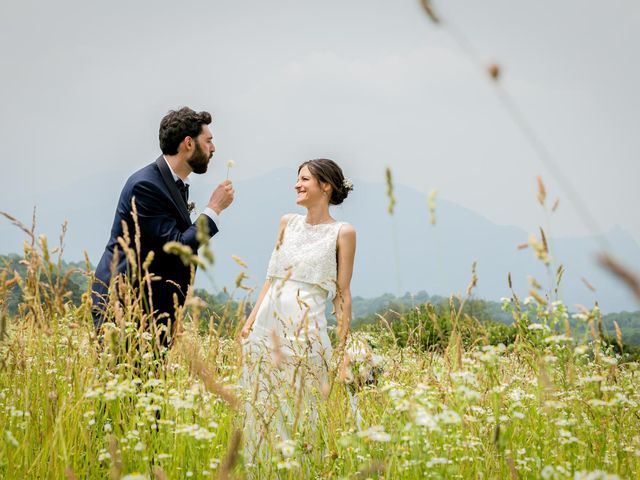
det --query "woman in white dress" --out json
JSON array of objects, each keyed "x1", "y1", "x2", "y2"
[{"x1": 239, "y1": 158, "x2": 356, "y2": 464}]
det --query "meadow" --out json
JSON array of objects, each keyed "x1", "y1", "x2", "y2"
[{"x1": 1, "y1": 194, "x2": 639, "y2": 480}]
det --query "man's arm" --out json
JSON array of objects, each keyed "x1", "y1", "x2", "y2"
[{"x1": 131, "y1": 181, "x2": 218, "y2": 252}]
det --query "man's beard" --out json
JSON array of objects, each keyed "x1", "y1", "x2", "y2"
[{"x1": 187, "y1": 142, "x2": 211, "y2": 174}]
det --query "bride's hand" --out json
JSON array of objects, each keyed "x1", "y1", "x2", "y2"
[{"x1": 238, "y1": 322, "x2": 252, "y2": 340}]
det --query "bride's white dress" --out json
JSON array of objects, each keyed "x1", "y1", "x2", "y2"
[{"x1": 241, "y1": 214, "x2": 345, "y2": 462}]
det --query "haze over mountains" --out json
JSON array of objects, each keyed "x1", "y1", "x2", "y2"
[{"x1": 2, "y1": 167, "x2": 638, "y2": 312}]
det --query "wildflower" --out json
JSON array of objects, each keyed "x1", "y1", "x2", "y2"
[
  {"x1": 358, "y1": 425, "x2": 391, "y2": 442},
  {"x1": 573, "y1": 470, "x2": 620, "y2": 480},
  {"x1": 437, "y1": 409, "x2": 461, "y2": 425},
  {"x1": 544, "y1": 334, "x2": 572, "y2": 344},
  {"x1": 413, "y1": 407, "x2": 439, "y2": 431},
  {"x1": 500, "y1": 297, "x2": 512, "y2": 310},
  {"x1": 456, "y1": 385, "x2": 481, "y2": 401},
  {"x1": 388, "y1": 387, "x2": 406, "y2": 401},
  {"x1": 509, "y1": 388, "x2": 525, "y2": 402},
  {"x1": 5, "y1": 430, "x2": 18, "y2": 447},
  {"x1": 98, "y1": 450, "x2": 111, "y2": 462},
  {"x1": 426, "y1": 457, "x2": 450, "y2": 467},
  {"x1": 226, "y1": 159, "x2": 235, "y2": 179},
  {"x1": 277, "y1": 439, "x2": 297, "y2": 458},
  {"x1": 579, "y1": 375, "x2": 605, "y2": 384},
  {"x1": 600, "y1": 356, "x2": 618, "y2": 366},
  {"x1": 121, "y1": 475, "x2": 149, "y2": 480},
  {"x1": 277, "y1": 459, "x2": 300, "y2": 470},
  {"x1": 574, "y1": 345, "x2": 588, "y2": 355},
  {"x1": 528, "y1": 323, "x2": 548, "y2": 331}
]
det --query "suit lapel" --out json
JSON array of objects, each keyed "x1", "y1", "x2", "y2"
[{"x1": 155, "y1": 156, "x2": 192, "y2": 225}]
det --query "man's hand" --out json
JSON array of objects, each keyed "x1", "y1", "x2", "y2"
[{"x1": 208, "y1": 180, "x2": 235, "y2": 215}]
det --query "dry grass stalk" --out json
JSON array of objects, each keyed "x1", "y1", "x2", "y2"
[
  {"x1": 539, "y1": 227, "x2": 549, "y2": 255},
  {"x1": 216, "y1": 429, "x2": 242, "y2": 480},
  {"x1": 528, "y1": 289, "x2": 547, "y2": 306},
  {"x1": 536, "y1": 176, "x2": 546, "y2": 206},
  {"x1": 581, "y1": 277, "x2": 596, "y2": 292},
  {"x1": 270, "y1": 328, "x2": 283, "y2": 368},
  {"x1": 465, "y1": 261, "x2": 478, "y2": 297},
  {"x1": 551, "y1": 198, "x2": 560, "y2": 212},
  {"x1": 427, "y1": 189, "x2": 437, "y2": 225},
  {"x1": 597, "y1": 253, "x2": 640, "y2": 301},
  {"x1": 487, "y1": 63, "x2": 500, "y2": 81},
  {"x1": 339, "y1": 352, "x2": 352, "y2": 383},
  {"x1": 614, "y1": 320, "x2": 623, "y2": 353},
  {"x1": 563, "y1": 316, "x2": 572, "y2": 338},
  {"x1": 107, "y1": 435, "x2": 123, "y2": 480},
  {"x1": 63, "y1": 468, "x2": 79, "y2": 480},
  {"x1": 178, "y1": 338, "x2": 239, "y2": 409},
  {"x1": 455, "y1": 332, "x2": 463, "y2": 370},
  {"x1": 231, "y1": 255, "x2": 247, "y2": 268},
  {"x1": 555, "y1": 265, "x2": 565, "y2": 293},
  {"x1": 385, "y1": 167, "x2": 396, "y2": 215},
  {"x1": 356, "y1": 461, "x2": 387, "y2": 477},
  {"x1": 152, "y1": 467, "x2": 169, "y2": 480},
  {"x1": 528, "y1": 275, "x2": 542, "y2": 291},
  {"x1": 528, "y1": 233, "x2": 550, "y2": 265},
  {"x1": 506, "y1": 455, "x2": 518, "y2": 479},
  {"x1": 0, "y1": 210, "x2": 33, "y2": 239},
  {"x1": 234, "y1": 271, "x2": 247, "y2": 289},
  {"x1": 419, "y1": 0, "x2": 441, "y2": 23}
]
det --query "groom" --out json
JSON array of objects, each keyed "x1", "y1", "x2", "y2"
[{"x1": 91, "y1": 107, "x2": 234, "y2": 347}]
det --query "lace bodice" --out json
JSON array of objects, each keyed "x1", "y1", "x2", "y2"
[{"x1": 266, "y1": 214, "x2": 345, "y2": 299}]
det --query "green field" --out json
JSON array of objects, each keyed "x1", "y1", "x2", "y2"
[{"x1": 1, "y1": 232, "x2": 638, "y2": 479}]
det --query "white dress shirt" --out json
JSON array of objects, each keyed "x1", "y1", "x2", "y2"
[{"x1": 163, "y1": 156, "x2": 220, "y2": 229}]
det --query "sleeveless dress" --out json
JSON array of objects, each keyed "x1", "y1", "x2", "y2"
[{"x1": 241, "y1": 213, "x2": 345, "y2": 463}]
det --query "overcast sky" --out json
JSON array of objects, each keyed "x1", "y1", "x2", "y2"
[{"x1": 1, "y1": 0, "x2": 638, "y2": 251}]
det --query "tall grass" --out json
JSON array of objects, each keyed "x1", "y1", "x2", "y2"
[{"x1": 0, "y1": 206, "x2": 638, "y2": 479}]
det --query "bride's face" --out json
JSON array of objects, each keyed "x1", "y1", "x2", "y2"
[{"x1": 295, "y1": 166, "x2": 330, "y2": 207}]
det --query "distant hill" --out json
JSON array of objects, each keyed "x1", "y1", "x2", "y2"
[
  {"x1": 2, "y1": 252, "x2": 639, "y2": 345},
  {"x1": 1, "y1": 168, "x2": 639, "y2": 311}
]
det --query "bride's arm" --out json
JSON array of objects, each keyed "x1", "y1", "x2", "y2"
[
  {"x1": 239, "y1": 279, "x2": 271, "y2": 338},
  {"x1": 333, "y1": 224, "x2": 356, "y2": 343},
  {"x1": 239, "y1": 214, "x2": 293, "y2": 339}
]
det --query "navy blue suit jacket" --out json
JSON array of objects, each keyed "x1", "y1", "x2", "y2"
[{"x1": 91, "y1": 156, "x2": 218, "y2": 331}]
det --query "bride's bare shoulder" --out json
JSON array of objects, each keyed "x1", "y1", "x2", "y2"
[
  {"x1": 338, "y1": 223, "x2": 356, "y2": 239},
  {"x1": 279, "y1": 213, "x2": 297, "y2": 227}
]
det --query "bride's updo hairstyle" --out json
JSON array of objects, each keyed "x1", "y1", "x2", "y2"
[{"x1": 298, "y1": 158, "x2": 354, "y2": 205}]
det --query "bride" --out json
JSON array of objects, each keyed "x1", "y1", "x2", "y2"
[{"x1": 239, "y1": 158, "x2": 356, "y2": 464}]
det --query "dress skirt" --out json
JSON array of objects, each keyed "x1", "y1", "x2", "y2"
[{"x1": 241, "y1": 279, "x2": 334, "y2": 463}]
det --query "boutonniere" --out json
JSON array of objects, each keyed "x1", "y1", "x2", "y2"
[{"x1": 187, "y1": 202, "x2": 196, "y2": 214}]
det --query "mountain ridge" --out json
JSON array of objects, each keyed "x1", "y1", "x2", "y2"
[{"x1": 1, "y1": 167, "x2": 638, "y2": 311}]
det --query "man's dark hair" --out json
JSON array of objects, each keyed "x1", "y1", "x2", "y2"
[{"x1": 159, "y1": 107, "x2": 212, "y2": 155}]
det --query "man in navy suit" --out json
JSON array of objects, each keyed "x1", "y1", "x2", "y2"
[{"x1": 91, "y1": 107, "x2": 234, "y2": 347}]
